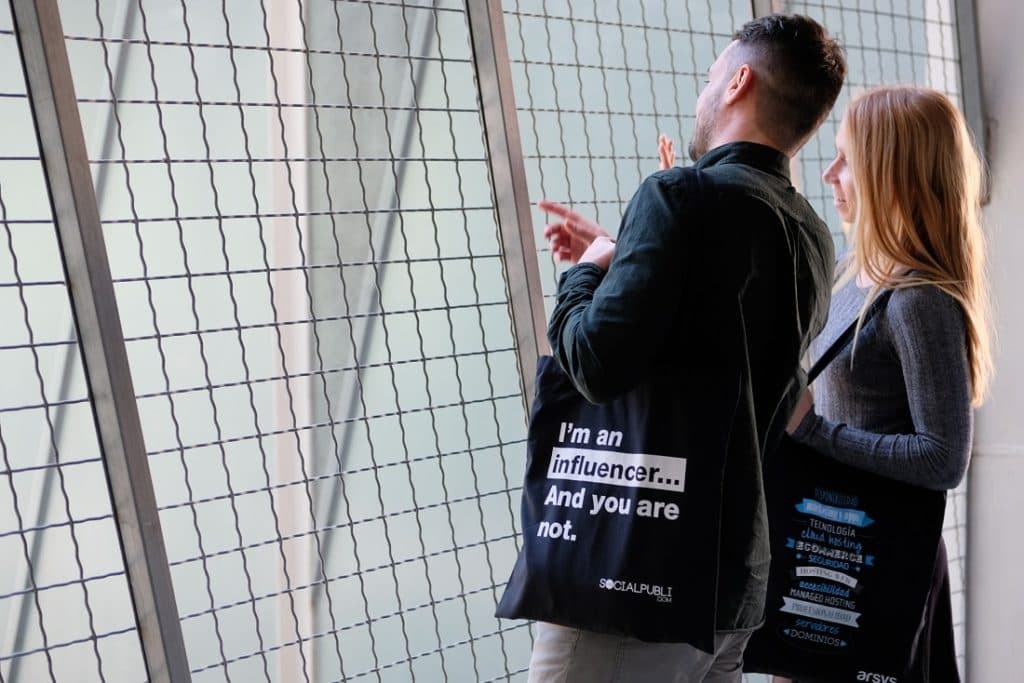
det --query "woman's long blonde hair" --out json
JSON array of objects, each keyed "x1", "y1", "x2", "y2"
[{"x1": 838, "y1": 86, "x2": 992, "y2": 405}]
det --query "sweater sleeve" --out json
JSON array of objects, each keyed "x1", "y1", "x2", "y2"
[{"x1": 791, "y1": 286, "x2": 973, "y2": 490}]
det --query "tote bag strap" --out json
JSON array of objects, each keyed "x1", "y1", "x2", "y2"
[{"x1": 806, "y1": 288, "x2": 894, "y2": 384}]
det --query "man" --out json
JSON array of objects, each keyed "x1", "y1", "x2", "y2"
[{"x1": 529, "y1": 14, "x2": 846, "y2": 682}]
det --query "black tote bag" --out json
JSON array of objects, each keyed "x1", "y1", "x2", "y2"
[
  {"x1": 744, "y1": 290, "x2": 950, "y2": 682},
  {"x1": 495, "y1": 355, "x2": 736, "y2": 652}
]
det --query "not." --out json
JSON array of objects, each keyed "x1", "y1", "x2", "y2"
[{"x1": 537, "y1": 519, "x2": 577, "y2": 541}]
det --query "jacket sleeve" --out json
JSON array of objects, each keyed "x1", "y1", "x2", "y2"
[{"x1": 547, "y1": 171, "x2": 694, "y2": 403}]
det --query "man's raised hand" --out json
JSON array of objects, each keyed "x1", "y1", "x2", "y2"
[
  {"x1": 539, "y1": 200, "x2": 612, "y2": 264},
  {"x1": 658, "y1": 133, "x2": 675, "y2": 171}
]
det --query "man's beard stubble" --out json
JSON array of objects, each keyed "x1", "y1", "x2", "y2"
[
  {"x1": 688, "y1": 112, "x2": 715, "y2": 162},
  {"x1": 688, "y1": 90, "x2": 722, "y2": 162}
]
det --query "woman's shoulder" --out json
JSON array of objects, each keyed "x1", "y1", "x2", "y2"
[
  {"x1": 888, "y1": 282, "x2": 962, "y2": 312},
  {"x1": 884, "y1": 282, "x2": 966, "y2": 337}
]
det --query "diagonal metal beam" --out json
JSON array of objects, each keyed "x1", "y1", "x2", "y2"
[
  {"x1": 2, "y1": 5, "x2": 140, "y2": 681},
  {"x1": 465, "y1": 0, "x2": 548, "y2": 410},
  {"x1": 9, "y1": 0, "x2": 190, "y2": 681}
]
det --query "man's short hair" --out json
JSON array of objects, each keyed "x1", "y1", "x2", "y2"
[{"x1": 733, "y1": 15, "x2": 846, "y2": 151}]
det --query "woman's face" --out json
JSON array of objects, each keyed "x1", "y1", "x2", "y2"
[{"x1": 823, "y1": 123, "x2": 857, "y2": 223}]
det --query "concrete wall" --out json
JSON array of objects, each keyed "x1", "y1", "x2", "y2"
[{"x1": 969, "y1": 0, "x2": 1024, "y2": 680}]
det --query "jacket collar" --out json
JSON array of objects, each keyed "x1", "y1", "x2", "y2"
[{"x1": 694, "y1": 141, "x2": 791, "y2": 181}]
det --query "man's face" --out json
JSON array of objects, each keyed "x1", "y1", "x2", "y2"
[{"x1": 689, "y1": 42, "x2": 735, "y2": 161}]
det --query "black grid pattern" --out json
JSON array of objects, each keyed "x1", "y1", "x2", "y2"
[
  {"x1": 782, "y1": 1, "x2": 967, "y2": 674},
  {"x1": 57, "y1": 0, "x2": 529, "y2": 680},
  {"x1": 784, "y1": 0, "x2": 962, "y2": 245},
  {"x1": 0, "y1": 3, "x2": 147, "y2": 682},
  {"x1": 1, "y1": 1, "x2": 979, "y2": 680},
  {"x1": 502, "y1": 0, "x2": 753, "y2": 315}
]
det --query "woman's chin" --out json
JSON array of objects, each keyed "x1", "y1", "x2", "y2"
[{"x1": 834, "y1": 202, "x2": 852, "y2": 222}]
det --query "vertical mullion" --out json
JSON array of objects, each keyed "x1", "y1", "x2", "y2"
[
  {"x1": 466, "y1": 0, "x2": 547, "y2": 411},
  {"x1": 751, "y1": 0, "x2": 779, "y2": 17},
  {"x1": 8, "y1": 1, "x2": 189, "y2": 682},
  {"x1": 955, "y1": 0, "x2": 987, "y2": 165}
]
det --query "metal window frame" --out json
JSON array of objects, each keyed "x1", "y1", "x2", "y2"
[
  {"x1": 954, "y1": 0, "x2": 989, "y2": 169},
  {"x1": 466, "y1": 0, "x2": 548, "y2": 411},
  {"x1": 1, "y1": 5, "x2": 141, "y2": 677},
  {"x1": 751, "y1": 0, "x2": 782, "y2": 17},
  {"x1": 9, "y1": 1, "x2": 190, "y2": 681},
  {"x1": 949, "y1": 0, "x2": 985, "y2": 672}
]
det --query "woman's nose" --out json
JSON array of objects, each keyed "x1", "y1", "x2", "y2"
[{"x1": 822, "y1": 162, "x2": 836, "y2": 184}]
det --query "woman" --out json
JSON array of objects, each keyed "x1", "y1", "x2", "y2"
[{"x1": 777, "y1": 86, "x2": 992, "y2": 681}]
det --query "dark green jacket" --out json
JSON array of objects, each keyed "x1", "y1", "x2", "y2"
[{"x1": 548, "y1": 141, "x2": 834, "y2": 630}]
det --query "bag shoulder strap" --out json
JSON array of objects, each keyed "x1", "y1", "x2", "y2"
[{"x1": 807, "y1": 288, "x2": 894, "y2": 383}]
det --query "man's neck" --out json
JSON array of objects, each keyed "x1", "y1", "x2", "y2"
[{"x1": 710, "y1": 126, "x2": 787, "y2": 157}]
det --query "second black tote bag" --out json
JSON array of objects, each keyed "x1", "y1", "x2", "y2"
[{"x1": 744, "y1": 290, "x2": 950, "y2": 682}]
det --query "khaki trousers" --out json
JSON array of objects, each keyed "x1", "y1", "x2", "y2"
[{"x1": 527, "y1": 622, "x2": 754, "y2": 683}]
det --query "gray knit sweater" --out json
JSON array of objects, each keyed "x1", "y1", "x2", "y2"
[{"x1": 791, "y1": 276, "x2": 973, "y2": 490}]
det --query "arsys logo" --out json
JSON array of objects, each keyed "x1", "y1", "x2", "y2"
[{"x1": 856, "y1": 672, "x2": 897, "y2": 683}]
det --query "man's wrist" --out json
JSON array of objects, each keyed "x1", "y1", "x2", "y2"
[{"x1": 557, "y1": 262, "x2": 604, "y2": 290}]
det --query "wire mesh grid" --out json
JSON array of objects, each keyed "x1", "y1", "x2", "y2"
[
  {"x1": 504, "y1": 1, "x2": 973, "y2": 679},
  {"x1": 0, "y1": 4, "x2": 147, "y2": 682},
  {"x1": 53, "y1": 0, "x2": 530, "y2": 680},
  {"x1": 501, "y1": 0, "x2": 754, "y2": 316},
  {"x1": 1, "y1": 0, "x2": 980, "y2": 680},
  {"x1": 780, "y1": 0, "x2": 968, "y2": 674}
]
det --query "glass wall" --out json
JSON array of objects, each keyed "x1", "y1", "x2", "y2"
[{"x1": 0, "y1": 1, "x2": 976, "y2": 680}]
